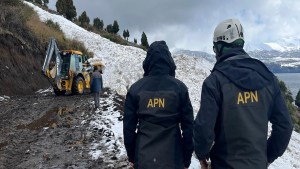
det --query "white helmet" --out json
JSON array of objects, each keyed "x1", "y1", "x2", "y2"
[{"x1": 213, "y1": 19, "x2": 244, "y2": 43}]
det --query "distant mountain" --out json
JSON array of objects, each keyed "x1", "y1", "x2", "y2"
[
  {"x1": 173, "y1": 43, "x2": 300, "y2": 73},
  {"x1": 246, "y1": 37, "x2": 300, "y2": 73},
  {"x1": 245, "y1": 37, "x2": 300, "y2": 52},
  {"x1": 249, "y1": 50, "x2": 300, "y2": 73}
]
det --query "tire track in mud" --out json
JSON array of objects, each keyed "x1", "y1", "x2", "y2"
[{"x1": 0, "y1": 88, "x2": 131, "y2": 169}]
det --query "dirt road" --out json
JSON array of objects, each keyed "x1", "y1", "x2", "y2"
[{"x1": 0, "y1": 88, "x2": 130, "y2": 169}]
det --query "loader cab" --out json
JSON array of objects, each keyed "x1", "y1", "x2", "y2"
[{"x1": 60, "y1": 50, "x2": 83, "y2": 78}]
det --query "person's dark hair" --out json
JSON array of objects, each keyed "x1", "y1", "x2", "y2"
[{"x1": 94, "y1": 66, "x2": 98, "y2": 71}]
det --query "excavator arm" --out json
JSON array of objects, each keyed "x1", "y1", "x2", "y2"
[{"x1": 42, "y1": 38, "x2": 63, "y2": 90}]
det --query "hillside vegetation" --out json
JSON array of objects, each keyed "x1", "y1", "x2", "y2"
[{"x1": 26, "y1": 0, "x2": 147, "y2": 50}]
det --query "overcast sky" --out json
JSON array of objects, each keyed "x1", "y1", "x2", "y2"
[{"x1": 48, "y1": 0, "x2": 300, "y2": 53}]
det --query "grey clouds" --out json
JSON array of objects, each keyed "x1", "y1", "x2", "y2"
[{"x1": 48, "y1": 0, "x2": 300, "y2": 53}]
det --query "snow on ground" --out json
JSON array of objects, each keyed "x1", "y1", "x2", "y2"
[
  {"x1": 87, "y1": 91, "x2": 126, "y2": 161},
  {"x1": 0, "y1": 95, "x2": 10, "y2": 102},
  {"x1": 36, "y1": 87, "x2": 53, "y2": 94},
  {"x1": 25, "y1": 2, "x2": 300, "y2": 168}
]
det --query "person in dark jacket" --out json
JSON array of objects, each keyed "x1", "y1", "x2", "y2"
[
  {"x1": 91, "y1": 66, "x2": 103, "y2": 109},
  {"x1": 123, "y1": 41, "x2": 194, "y2": 169},
  {"x1": 194, "y1": 19, "x2": 293, "y2": 169}
]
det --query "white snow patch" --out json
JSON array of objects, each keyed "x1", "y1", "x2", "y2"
[
  {"x1": 265, "y1": 43, "x2": 285, "y2": 52},
  {"x1": 36, "y1": 87, "x2": 53, "y2": 94},
  {"x1": 0, "y1": 95, "x2": 10, "y2": 102},
  {"x1": 89, "y1": 143, "x2": 103, "y2": 160},
  {"x1": 281, "y1": 62, "x2": 300, "y2": 68},
  {"x1": 88, "y1": 92, "x2": 126, "y2": 160}
]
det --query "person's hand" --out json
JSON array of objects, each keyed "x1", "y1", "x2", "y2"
[{"x1": 200, "y1": 160, "x2": 208, "y2": 169}]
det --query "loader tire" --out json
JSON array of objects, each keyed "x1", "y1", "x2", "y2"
[
  {"x1": 72, "y1": 76, "x2": 85, "y2": 95},
  {"x1": 53, "y1": 88, "x2": 66, "y2": 96}
]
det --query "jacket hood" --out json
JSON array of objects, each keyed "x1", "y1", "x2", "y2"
[
  {"x1": 143, "y1": 41, "x2": 176, "y2": 76},
  {"x1": 213, "y1": 49, "x2": 273, "y2": 90},
  {"x1": 216, "y1": 47, "x2": 247, "y2": 64}
]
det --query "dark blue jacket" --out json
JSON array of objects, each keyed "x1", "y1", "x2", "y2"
[
  {"x1": 91, "y1": 71, "x2": 103, "y2": 93},
  {"x1": 123, "y1": 41, "x2": 194, "y2": 169},
  {"x1": 194, "y1": 48, "x2": 293, "y2": 169}
]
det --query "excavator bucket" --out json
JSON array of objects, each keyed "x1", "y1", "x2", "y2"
[{"x1": 42, "y1": 38, "x2": 63, "y2": 90}]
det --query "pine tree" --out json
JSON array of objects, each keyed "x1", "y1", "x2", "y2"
[
  {"x1": 56, "y1": 0, "x2": 77, "y2": 21},
  {"x1": 123, "y1": 30, "x2": 127, "y2": 39},
  {"x1": 65, "y1": 0, "x2": 76, "y2": 21},
  {"x1": 35, "y1": 0, "x2": 43, "y2": 5},
  {"x1": 56, "y1": 0, "x2": 65, "y2": 15},
  {"x1": 43, "y1": 0, "x2": 49, "y2": 4},
  {"x1": 78, "y1": 11, "x2": 90, "y2": 27},
  {"x1": 93, "y1": 17, "x2": 104, "y2": 30},
  {"x1": 126, "y1": 29, "x2": 130, "y2": 40},
  {"x1": 296, "y1": 89, "x2": 300, "y2": 108},
  {"x1": 134, "y1": 38, "x2": 137, "y2": 44},
  {"x1": 106, "y1": 24, "x2": 113, "y2": 33},
  {"x1": 100, "y1": 20, "x2": 104, "y2": 30},
  {"x1": 141, "y1": 32, "x2": 149, "y2": 49},
  {"x1": 122, "y1": 29, "x2": 130, "y2": 40},
  {"x1": 112, "y1": 20, "x2": 119, "y2": 34}
]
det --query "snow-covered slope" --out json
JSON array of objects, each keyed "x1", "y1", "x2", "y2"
[
  {"x1": 172, "y1": 49, "x2": 215, "y2": 63},
  {"x1": 25, "y1": 2, "x2": 300, "y2": 169}
]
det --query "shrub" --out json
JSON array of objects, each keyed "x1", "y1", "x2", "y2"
[
  {"x1": 278, "y1": 79, "x2": 300, "y2": 132},
  {"x1": 46, "y1": 20, "x2": 61, "y2": 32}
]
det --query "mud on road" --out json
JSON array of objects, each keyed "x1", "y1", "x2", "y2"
[{"x1": 0, "y1": 88, "x2": 131, "y2": 169}]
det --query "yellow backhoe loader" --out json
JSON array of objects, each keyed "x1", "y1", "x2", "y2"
[{"x1": 42, "y1": 38, "x2": 103, "y2": 95}]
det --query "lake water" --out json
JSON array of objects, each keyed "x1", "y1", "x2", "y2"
[{"x1": 276, "y1": 73, "x2": 300, "y2": 98}]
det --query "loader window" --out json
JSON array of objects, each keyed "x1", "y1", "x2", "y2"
[
  {"x1": 75, "y1": 55, "x2": 80, "y2": 71},
  {"x1": 82, "y1": 55, "x2": 88, "y2": 63},
  {"x1": 61, "y1": 53, "x2": 71, "y2": 77}
]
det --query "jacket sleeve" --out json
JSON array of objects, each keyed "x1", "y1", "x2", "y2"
[
  {"x1": 100, "y1": 75, "x2": 103, "y2": 90},
  {"x1": 194, "y1": 75, "x2": 220, "y2": 160},
  {"x1": 267, "y1": 82, "x2": 293, "y2": 163},
  {"x1": 123, "y1": 89, "x2": 138, "y2": 163},
  {"x1": 90, "y1": 73, "x2": 94, "y2": 86},
  {"x1": 180, "y1": 89, "x2": 194, "y2": 168}
]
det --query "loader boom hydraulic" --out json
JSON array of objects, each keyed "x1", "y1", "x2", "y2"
[{"x1": 42, "y1": 38, "x2": 63, "y2": 90}]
